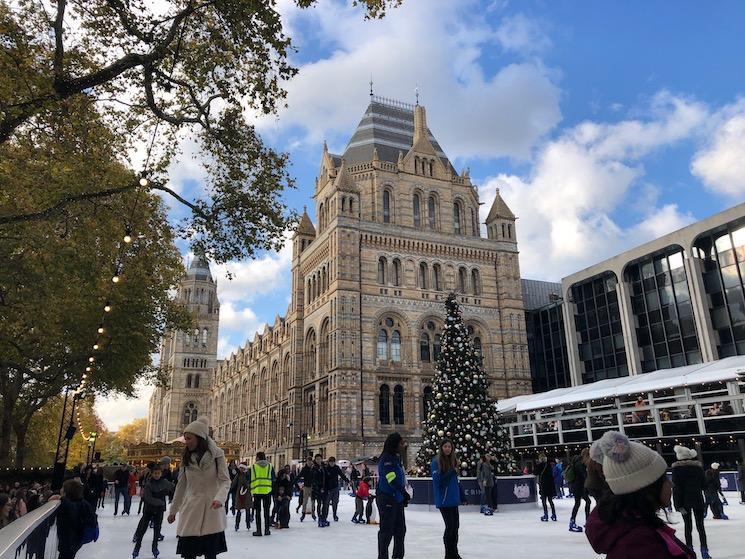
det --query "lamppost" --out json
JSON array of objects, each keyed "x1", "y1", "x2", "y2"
[{"x1": 52, "y1": 389, "x2": 79, "y2": 491}]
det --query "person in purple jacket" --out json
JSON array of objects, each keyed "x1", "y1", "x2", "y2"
[{"x1": 585, "y1": 431, "x2": 695, "y2": 559}]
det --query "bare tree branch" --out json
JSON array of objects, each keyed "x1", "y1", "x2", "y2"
[{"x1": 53, "y1": 0, "x2": 67, "y2": 84}]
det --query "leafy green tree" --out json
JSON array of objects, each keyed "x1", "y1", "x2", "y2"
[
  {"x1": 415, "y1": 293, "x2": 517, "y2": 476},
  {"x1": 0, "y1": 0, "x2": 400, "y2": 263},
  {"x1": 0, "y1": 98, "x2": 191, "y2": 467}
]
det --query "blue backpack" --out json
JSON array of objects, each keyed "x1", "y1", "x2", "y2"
[{"x1": 80, "y1": 504, "x2": 99, "y2": 545}]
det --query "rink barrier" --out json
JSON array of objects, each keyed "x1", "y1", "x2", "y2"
[
  {"x1": 0, "y1": 500, "x2": 60, "y2": 559},
  {"x1": 408, "y1": 476, "x2": 538, "y2": 511}
]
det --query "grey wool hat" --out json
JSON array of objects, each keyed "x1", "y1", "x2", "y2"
[
  {"x1": 183, "y1": 416, "x2": 210, "y2": 439},
  {"x1": 590, "y1": 431, "x2": 667, "y2": 495}
]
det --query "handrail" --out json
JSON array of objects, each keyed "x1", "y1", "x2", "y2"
[{"x1": 0, "y1": 500, "x2": 59, "y2": 559}]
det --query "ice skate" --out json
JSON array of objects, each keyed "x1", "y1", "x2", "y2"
[
  {"x1": 700, "y1": 547, "x2": 711, "y2": 559},
  {"x1": 152, "y1": 550, "x2": 159, "y2": 558},
  {"x1": 551, "y1": 514, "x2": 557, "y2": 521},
  {"x1": 540, "y1": 514, "x2": 548, "y2": 522},
  {"x1": 568, "y1": 520, "x2": 583, "y2": 532}
]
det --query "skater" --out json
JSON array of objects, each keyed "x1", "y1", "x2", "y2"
[
  {"x1": 311, "y1": 454, "x2": 329, "y2": 527},
  {"x1": 552, "y1": 459, "x2": 564, "y2": 498},
  {"x1": 704, "y1": 462, "x2": 727, "y2": 520},
  {"x1": 160, "y1": 457, "x2": 175, "y2": 503},
  {"x1": 477, "y1": 454, "x2": 495, "y2": 514},
  {"x1": 671, "y1": 445, "x2": 710, "y2": 559},
  {"x1": 274, "y1": 480, "x2": 292, "y2": 529},
  {"x1": 55, "y1": 478, "x2": 98, "y2": 559},
  {"x1": 249, "y1": 451, "x2": 275, "y2": 536},
  {"x1": 229, "y1": 463, "x2": 252, "y2": 532},
  {"x1": 586, "y1": 431, "x2": 695, "y2": 559},
  {"x1": 351, "y1": 462, "x2": 361, "y2": 494},
  {"x1": 271, "y1": 469, "x2": 292, "y2": 526},
  {"x1": 137, "y1": 463, "x2": 153, "y2": 514},
  {"x1": 352, "y1": 475, "x2": 371, "y2": 523},
  {"x1": 94, "y1": 466, "x2": 107, "y2": 510},
  {"x1": 431, "y1": 439, "x2": 462, "y2": 559},
  {"x1": 113, "y1": 463, "x2": 132, "y2": 515},
  {"x1": 297, "y1": 456, "x2": 315, "y2": 520},
  {"x1": 132, "y1": 464, "x2": 174, "y2": 558},
  {"x1": 567, "y1": 452, "x2": 591, "y2": 531},
  {"x1": 167, "y1": 416, "x2": 230, "y2": 559},
  {"x1": 584, "y1": 445, "x2": 609, "y2": 500},
  {"x1": 738, "y1": 459, "x2": 745, "y2": 504},
  {"x1": 82, "y1": 465, "x2": 100, "y2": 512},
  {"x1": 377, "y1": 432, "x2": 408, "y2": 559},
  {"x1": 536, "y1": 454, "x2": 556, "y2": 522},
  {"x1": 225, "y1": 460, "x2": 238, "y2": 514},
  {"x1": 325, "y1": 456, "x2": 349, "y2": 521}
]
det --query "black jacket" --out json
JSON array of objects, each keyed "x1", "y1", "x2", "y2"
[
  {"x1": 703, "y1": 469, "x2": 722, "y2": 494},
  {"x1": 57, "y1": 498, "x2": 95, "y2": 554},
  {"x1": 298, "y1": 464, "x2": 313, "y2": 485},
  {"x1": 671, "y1": 460, "x2": 705, "y2": 509},
  {"x1": 273, "y1": 476, "x2": 292, "y2": 498},
  {"x1": 310, "y1": 464, "x2": 327, "y2": 494},
  {"x1": 324, "y1": 464, "x2": 349, "y2": 490},
  {"x1": 537, "y1": 461, "x2": 555, "y2": 497},
  {"x1": 113, "y1": 468, "x2": 129, "y2": 487},
  {"x1": 568, "y1": 456, "x2": 587, "y2": 495}
]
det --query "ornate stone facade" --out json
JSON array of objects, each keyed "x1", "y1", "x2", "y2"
[{"x1": 148, "y1": 97, "x2": 532, "y2": 467}]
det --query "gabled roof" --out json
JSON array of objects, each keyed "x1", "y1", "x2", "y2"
[
  {"x1": 485, "y1": 188, "x2": 515, "y2": 222},
  {"x1": 342, "y1": 96, "x2": 457, "y2": 175}
]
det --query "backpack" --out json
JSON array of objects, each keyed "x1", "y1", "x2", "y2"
[
  {"x1": 79, "y1": 503, "x2": 99, "y2": 545},
  {"x1": 563, "y1": 462, "x2": 575, "y2": 484}
]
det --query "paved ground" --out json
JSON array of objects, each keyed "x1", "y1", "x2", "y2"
[{"x1": 77, "y1": 492, "x2": 744, "y2": 558}]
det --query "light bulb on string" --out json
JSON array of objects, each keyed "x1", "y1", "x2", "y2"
[
  {"x1": 98, "y1": 326, "x2": 104, "y2": 334},
  {"x1": 112, "y1": 274, "x2": 120, "y2": 283},
  {"x1": 104, "y1": 303, "x2": 112, "y2": 313},
  {"x1": 85, "y1": 366, "x2": 91, "y2": 372},
  {"x1": 93, "y1": 344, "x2": 99, "y2": 350},
  {"x1": 139, "y1": 177, "x2": 149, "y2": 187},
  {"x1": 88, "y1": 356, "x2": 95, "y2": 363},
  {"x1": 123, "y1": 226, "x2": 132, "y2": 244}
]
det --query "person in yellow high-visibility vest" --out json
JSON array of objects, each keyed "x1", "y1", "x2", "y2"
[{"x1": 249, "y1": 452, "x2": 275, "y2": 537}]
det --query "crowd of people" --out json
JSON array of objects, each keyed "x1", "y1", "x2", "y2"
[{"x1": 0, "y1": 480, "x2": 56, "y2": 528}]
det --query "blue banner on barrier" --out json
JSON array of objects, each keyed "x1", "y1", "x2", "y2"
[{"x1": 408, "y1": 476, "x2": 538, "y2": 506}]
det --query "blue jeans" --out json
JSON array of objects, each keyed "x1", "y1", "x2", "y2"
[{"x1": 114, "y1": 485, "x2": 131, "y2": 515}]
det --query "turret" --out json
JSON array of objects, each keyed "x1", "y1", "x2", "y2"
[{"x1": 485, "y1": 188, "x2": 517, "y2": 242}]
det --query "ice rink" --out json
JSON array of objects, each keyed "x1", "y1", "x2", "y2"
[{"x1": 78, "y1": 492, "x2": 744, "y2": 559}]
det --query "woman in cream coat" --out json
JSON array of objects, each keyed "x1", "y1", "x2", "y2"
[{"x1": 168, "y1": 417, "x2": 231, "y2": 559}]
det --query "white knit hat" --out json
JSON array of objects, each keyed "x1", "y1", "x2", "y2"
[
  {"x1": 711, "y1": 462, "x2": 720, "y2": 470},
  {"x1": 591, "y1": 431, "x2": 667, "y2": 495},
  {"x1": 184, "y1": 416, "x2": 210, "y2": 439},
  {"x1": 674, "y1": 445, "x2": 697, "y2": 461}
]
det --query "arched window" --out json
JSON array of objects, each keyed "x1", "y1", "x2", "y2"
[
  {"x1": 501, "y1": 223, "x2": 506, "y2": 238},
  {"x1": 182, "y1": 402, "x2": 198, "y2": 426},
  {"x1": 271, "y1": 362, "x2": 279, "y2": 402},
  {"x1": 473, "y1": 336, "x2": 483, "y2": 365},
  {"x1": 422, "y1": 386, "x2": 433, "y2": 421},
  {"x1": 202, "y1": 328, "x2": 208, "y2": 345},
  {"x1": 383, "y1": 190, "x2": 391, "y2": 223},
  {"x1": 413, "y1": 193, "x2": 421, "y2": 228},
  {"x1": 471, "y1": 268, "x2": 481, "y2": 295},
  {"x1": 282, "y1": 353, "x2": 291, "y2": 393},
  {"x1": 393, "y1": 385, "x2": 405, "y2": 425},
  {"x1": 341, "y1": 197, "x2": 347, "y2": 212},
  {"x1": 377, "y1": 329, "x2": 388, "y2": 361},
  {"x1": 319, "y1": 320, "x2": 330, "y2": 374},
  {"x1": 391, "y1": 331, "x2": 402, "y2": 362},
  {"x1": 379, "y1": 385, "x2": 391, "y2": 425},
  {"x1": 458, "y1": 267, "x2": 468, "y2": 293},
  {"x1": 193, "y1": 328, "x2": 200, "y2": 344},
  {"x1": 419, "y1": 262, "x2": 429, "y2": 289},
  {"x1": 392, "y1": 259, "x2": 401, "y2": 287},
  {"x1": 471, "y1": 208, "x2": 477, "y2": 237},
  {"x1": 507, "y1": 223, "x2": 512, "y2": 239},
  {"x1": 420, "y1": 333, "x2": 431, "y2": 362},
  {"x1": 186, "y1": 374, "x2": 193, "y2": 388},
  {"x1": 305, "y1": 329, "x2": 317, "y2": 380},
  {"x1": 349, "y1": 198, "x2": 354, "y2": 214},
  {"x1": 433, "y1": 264, "x2": 442, "y2": 291},
  {"x1": 322, "y1": 267, "x2": 327, "y2": 292},
  {"x1": 194, "y1": 374, "x2": 200, "y2": 388},
  {"x1": 453, "y1": 202, "x2": 462, "y2": 234},
  {"x1": 428, "y1": 196, "x2": 436, "y2": 229},
  {"x1": 434, "y1": 334, "x2": 442, "y2": 360},
  {"x1": 378, "y1": 257, "x2": 387, "y2": 284}
]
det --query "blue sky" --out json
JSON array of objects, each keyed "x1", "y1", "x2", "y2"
[{"x1": 98, "y1": 0, "x2": 745, "y2": 428}]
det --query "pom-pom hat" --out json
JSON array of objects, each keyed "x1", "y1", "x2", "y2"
[
  {"x1": 590, "y1": 431, "x2": 667, "y2": 495},
  {"x1": 184, "y1": 416, "x2": 210, "y2": 439},
  {"x1": 674, "y1": 445, "x2": 697, "y2": 461}
]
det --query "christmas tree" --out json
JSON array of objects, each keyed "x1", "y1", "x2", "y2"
[{"x1": 415, "y1": 293, "x2": 517, "y2": 476}]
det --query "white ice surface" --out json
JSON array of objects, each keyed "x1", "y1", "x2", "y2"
[{"x1": 77, "y1": 492, "x2": 744, "y2": 559}]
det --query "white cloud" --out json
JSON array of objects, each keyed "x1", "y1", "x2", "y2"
[
  {"x1": 478, "y1": 92, "x2": 705, "y2": 280},
  {"x1": 262, "y1": 0, "x2": 561, "y2": 161},
  {"x1": 495, "y1": 13, "x2": 552, "y2": 54},
  {"x1": 691, "y1": 98, "x2": 745, "y2": 197},
  {"x1": 95, "y1": 380, "x2": 154, "y2": 431}
]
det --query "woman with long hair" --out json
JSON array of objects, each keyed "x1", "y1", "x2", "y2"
[
  {"x1": 431, "y1": 440, "x2": 462, "y2": 559},
  {"x1": 585, "y1": 431, "x2": 695, "y2": 559},
  {"x1": 536, "y1": 454, "x2": 556, "y2": 522},
  {"x1": 377, "y1": 432, "x2": 407, "y2": 559},
  {"x1": 167, "y1": 417, "x2": 231, "y2": 559}
]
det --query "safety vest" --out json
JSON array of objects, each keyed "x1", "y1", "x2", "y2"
[{"x1": 250, "y1": 463, "x2": 273, "y2": 495}]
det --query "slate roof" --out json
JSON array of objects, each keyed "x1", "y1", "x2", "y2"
[{"x1": 342, "y1": 97, "x2": 457, "y2": 175}]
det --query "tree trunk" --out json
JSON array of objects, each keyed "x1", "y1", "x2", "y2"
[
  {"x1": 13, "y1": 420, "x2": 29, "y2": 469},
  {"x1": 0, "y1": 404, "x2": 13, "y2": 467}
]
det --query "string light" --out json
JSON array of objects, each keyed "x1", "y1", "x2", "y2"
[
  {"x1": 123, "y1": 226, "x2": 132, "y2": 244},
  {"x1": 97, "y1": 326, "x2": 104, "y2": 334},
  {"x1": 139, "y1": 177, "x2": 149, "y2": 187},
  {"x1": 93, "y1": 344, "x2": 99, "y2": 350},
  {"x1": 88, "y1": 356, "x2": 95, "y2": 363},
  {"x1": 104, "y1": 303, "x2": 112, "y2": 313},
  {"x1": 112, "y1": 274, "x2": 120, "y2": 283}
]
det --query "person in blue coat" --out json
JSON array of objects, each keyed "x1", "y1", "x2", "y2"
[
  {"x1": 377, "y1": 432, "x2": 408, "y2": 559},
  {"x1": 431, "y1": 440, "x2": 462, "y2": 559}
]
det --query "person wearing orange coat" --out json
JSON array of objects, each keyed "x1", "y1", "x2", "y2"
[{"x1": 129, "y1": 468, "x2": 139, "y2": 497}]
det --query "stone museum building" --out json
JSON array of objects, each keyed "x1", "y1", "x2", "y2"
[{"x1": 146, "y1": 95, "x2": 533, "y2": 466}]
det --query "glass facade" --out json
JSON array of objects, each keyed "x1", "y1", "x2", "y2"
[
  {"x1": 526, "y1": 302, "x2": 571, "y2": 393},
  {"x1": 626, "y1": 248, "x2": 701, "y2": 372},
  {"x1": 694, "y1": 222, "x2": 745, "y2": 357},
  {"x1": 571, "y1": 272, "x2": 627, "y2": 384}
]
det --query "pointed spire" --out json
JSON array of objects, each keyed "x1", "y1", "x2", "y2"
[
  {"x1": 485, "y1": 187, "x2": 515, "y2": 223},
  {"x1": 410, "y1": 103, "x2": 437, "y2": 157},
  {"x1": 296, "y1": 206, "x2": 316, "y2": 237},
  {"x1": 333, "y1": 158, "x2": 355, "y2": 191},
  {"x1": 372, "y1": 146, "x2": 380, "y2": 162}
]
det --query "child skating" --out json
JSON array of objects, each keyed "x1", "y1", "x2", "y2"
[{"x1": 132, "y1": 464, "x2": 173, "y2": 558}]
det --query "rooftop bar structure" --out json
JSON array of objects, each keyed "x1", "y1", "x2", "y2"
[{"x1": 497, "y1": 355, "x2": 745, "y2": 464}]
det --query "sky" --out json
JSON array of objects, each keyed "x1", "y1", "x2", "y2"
[{"x1": 96, "y1": 0, "x2": 745, "y2": 430}]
